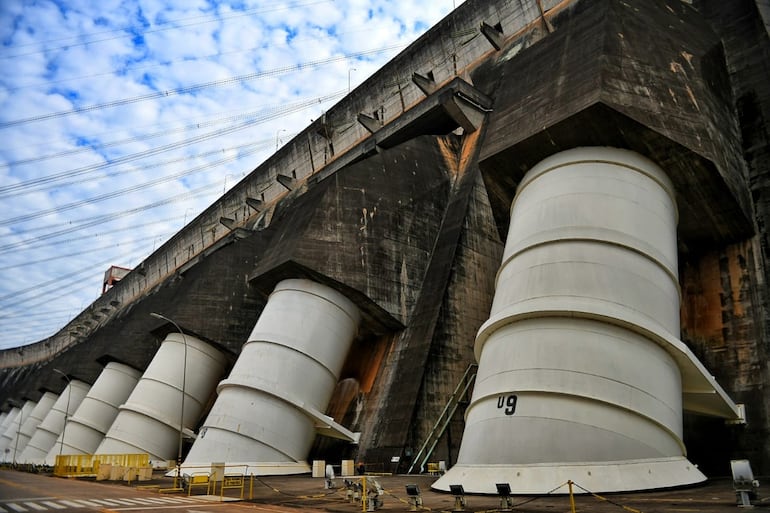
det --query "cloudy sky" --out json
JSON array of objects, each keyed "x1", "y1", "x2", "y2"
[{"x1": 0, "y1": 0, "x2": 464, "y2": 350}]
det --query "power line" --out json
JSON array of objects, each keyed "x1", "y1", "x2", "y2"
[
  {"x1": 1, "y1": 213, "x2": 191, "y2": 257},
  {"x1": 0, "y1": 232, "x2": 174, "y2": 271},
  {"x1": 0, "y1": 0, "x2": 333, "y2": 59},
  {"x1": 0, "y1": 44, "x2": 400, "y2": 169},
  {"x1": 0, "y1": 89, "x2": 344, "y2": 198},
  {"x1": 0, "y1": 143, "x2": 265, "y2": 227},
  {"x1": 0, "y1": 182, "x2": 219, "y2": 254},
  {"x1": 1, "y1": 109, "x2": 271, "y2": 168},
  {"x1": 0, "y1": 44, "x2": 394, "y2": 130},
  {"x1": 0, "y1": 242, "x2": 156, "y2": 312}
]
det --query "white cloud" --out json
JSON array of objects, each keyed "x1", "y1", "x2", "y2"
[{"x1": 0, "y1": 0, "x2": 463, "y2": 349}]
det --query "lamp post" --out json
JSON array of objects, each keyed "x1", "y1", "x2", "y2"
[
  {"x1": 11, "y1": 404, "x2": 23, "y2": 465},
  {"x1": 52, "y1": 369, "x2": 72, "y2": 458},
  {"x1": 150, "y1": 312, "x2": 187, "y2": 488},
  {"x1": 348, "y1": 68, "x2": 357, "y2": 93}
]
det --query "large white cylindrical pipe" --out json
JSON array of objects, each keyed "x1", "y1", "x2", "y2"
[
  {"x1": 18, "y1": 393, "x2": 60, "y2": 464},
  {"x1": 435, "y1": 147, "x2": 703, "y2": 494},
  {"x1": 15, "y1": 392, "x2": 58, "y2": 459},
  {"x1": 38, "y1": 380, "x2": 91, "y2": 465},
  {"x1": 95, "y1": 333, "x2": 227, "y2": 464},
  {"x1": 0, "y1": 400, "x2": 36, "y2": 461},
  {"x1": 47, "y1": 362, "x2": 141, "y2": 458},
  {"x1": 0, "y1": 408, "x2": 20, "y2": 441},
  {"x1": 183, "y1": 278, "x2": 360, "y2": 474},
  {"x1": 0, "y1": 407, "x2": 21, "y2": 460}
]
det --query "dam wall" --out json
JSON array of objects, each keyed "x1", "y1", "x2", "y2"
[{"x1": 1, "y1": 0, "x2": 768, "y2": 480}]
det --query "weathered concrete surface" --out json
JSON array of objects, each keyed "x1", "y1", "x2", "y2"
[
  {"x1": 477, "y1": 0, "x2": 753, "y2": 246},
  {"x1": 1, "y1": 0, "x2": 769, "y2": 480}
]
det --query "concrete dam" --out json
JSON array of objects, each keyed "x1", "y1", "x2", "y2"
[{"x1": 1, "y1": 0, "x2": 769, "y2": 494}]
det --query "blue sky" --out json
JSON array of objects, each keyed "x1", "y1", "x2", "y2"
[{"x1": 0, "y1": 0, "x2": 463, "y2": 350}]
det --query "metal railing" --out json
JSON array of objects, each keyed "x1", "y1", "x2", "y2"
[{"x1": 408, "y1": 363, "x2": 477, "y2": 474}]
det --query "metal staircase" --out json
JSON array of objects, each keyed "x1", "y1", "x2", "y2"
[{"x1": 408, "y1": 363, "x2": 478, "y2": 474}]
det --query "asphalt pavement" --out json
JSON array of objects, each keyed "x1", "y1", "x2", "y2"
[{"x1": 0, "y1": 467, "x2": 765, "y2": 513}]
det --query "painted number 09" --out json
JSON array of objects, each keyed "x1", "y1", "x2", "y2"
[{"x1": 497, "y1": 394, "x2": 517, "y2": 416}]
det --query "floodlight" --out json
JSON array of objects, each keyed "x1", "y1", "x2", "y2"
[
  {"x1": 405, "y1": 484, "x2": 421, "y2": 496},
  {"x1": 449, "y1": 484, "x2": 466, "y2": 511},
  {"x1": 496, "y1": 483, "x2": 513, "y2": 511},
  {"x1": 731, "y1": 459, "x2": 760, "y2": 507},
  {"x1": 405, "y1": 484, "x2": 422, "y2": 511}
]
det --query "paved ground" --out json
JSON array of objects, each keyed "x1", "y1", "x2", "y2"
[{"x1": 0, "y1": 468, "x2": 766, "y2": 512}]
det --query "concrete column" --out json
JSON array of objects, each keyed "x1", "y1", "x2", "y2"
[
  {"x1": 435, "y1": 147, "x2": 735, "y2": 494},
  {"x1": 38, "y1": 380, "x2": 90, "y2": 465},
  {"x1": 183, "y1": 278, "x2": 360, "y2": 474},
  {"x1": 15, "y1": 391, "x2": 58, "y2": 460},
  {"x1": 0, "y1": 400, "x2": 36, "y2": 462},
  {"x1": 50, "y1": 361, "x2": 141, "y2": 458},
  {"x1": 95, "y1": 333, "x2": 227, "y2": 464}
]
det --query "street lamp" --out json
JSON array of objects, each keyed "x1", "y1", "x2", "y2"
[
  {"x1": 348, "y1": 68, "x2": 357, "y2": 93},
  {"x1": 223, "y1": 173, "x2": 239, "y2": 194},
  {"x1": 52, "y1": 369, "x2": 72, "y2": 458},
  {"x1": 150, "y1": 312, "x2": 187, "y2": 488},
  {"x1": 275, "y1": 129, "x2": 287, "y2": 150},
  {"x1": 11, "y1": 404, "x2": 23, "y2": 465}
]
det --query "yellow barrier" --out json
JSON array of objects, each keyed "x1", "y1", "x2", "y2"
[
  {"x1": 220, "y1": 473, "x2": 245, "y2": 499},
  {"x1": 54, "y1": 453, "x2": 150, "y2": 478},
  {"x1": 187, "y1": 472, "x2": 212, "y2": 496}
]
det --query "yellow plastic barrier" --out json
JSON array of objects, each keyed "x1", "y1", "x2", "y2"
[
  {"x1": 53, "y1": 453, "x2": 149, "y2": 478},
  {"x1": 187, "y1": 472, "x2": 212, "y2": 496}
]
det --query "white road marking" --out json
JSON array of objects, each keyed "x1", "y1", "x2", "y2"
[
  {"x1": 57, "y1": 501, "x2": 84, "y2": 508},
  {"x1": 40, "y1": 502, "x2": 66, "y2": 510}
]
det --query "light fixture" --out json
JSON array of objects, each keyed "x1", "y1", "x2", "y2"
[
  {"x1": 150, "y1": 312, "x2": 188, "y2": 491},
  {"x1": 731, "y1": 459, "x2": 760, "y2": 507},
  {"x1": 52, "y1": 369, "x2": 72, "y2": 458},
  {"x1": 496, "y1": 483, "x2": 513, "y2": 511},
  {"x1": 449, "y1": 484, "x2": 466, "y2": 512},
  {"x1": 405, "y1": 484, "x2": 422, "y2": 511}
]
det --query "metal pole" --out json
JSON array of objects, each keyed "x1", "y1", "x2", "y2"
[
  {"x1": 150, "y1": 312, "x2": 187, "y2": 489},
  {"x1": 348, "y1": 68, "x2": 357, "y2": 93},
  {"x1": 53, "y1": 369, "x2": 72, "y2": 457},
  {"x1": 12, "y1": 406, "x2": 23, "y2": 465}
]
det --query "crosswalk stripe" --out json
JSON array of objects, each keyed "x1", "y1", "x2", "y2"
[
  {"x1": 125, "y1": 498, "x2": 159, "y2": 505},
  {"x1": 101, "y1": 499, "x2": 136, "y2": 505},
  {"x1": 58, "y1": 501, "x2": 83, "y2": 508},
  {"x1": 0, "y1": 496, "x2": 219, "y2": 512},
  {"x1": 40, "y1": 502, "x2": 65, "y2": 510},
  {"x1": 73, "y1": 499, "x2": 101, "y2": 507},
  {"x1": 111, "y1": 498, "x2": 145, "y2": 505},
  {"x1": 90, "y1": 499, "x2": 123, "y2": 506},
  {"x1": 150, "y1": 498, "x2": 184, "y2": 504}
]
